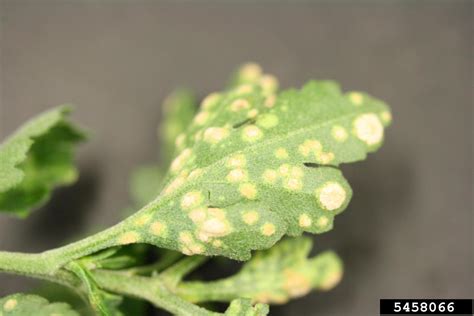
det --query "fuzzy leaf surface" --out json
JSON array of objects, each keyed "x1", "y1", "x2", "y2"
[
  {"x1": 99, "y1": 68, "x2": 391, "y2": 261},
  {"x1": 224, "y1": 298, "x2": 269, "y2": 316}
]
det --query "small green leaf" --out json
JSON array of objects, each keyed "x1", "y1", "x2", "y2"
[
  {"x1": 0, "y1": 106, "x2": 85, "y2": 217},
  {"x1": 224, "y1": 298, "x2": 269, "y2": 316},
  {"x1": 177, "y1": 237, "x2": 343, "y2": 304},
  {"x1": 66, "y1": 261, "x2": 123, "y2": 316},
  {"x1": 0, "y1": 293, "x2": 79, "y2": 316}
]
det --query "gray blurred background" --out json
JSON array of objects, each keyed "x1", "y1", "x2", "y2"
[{"x1": 0, "y1": 1, "x2": 472, "y2": 315}]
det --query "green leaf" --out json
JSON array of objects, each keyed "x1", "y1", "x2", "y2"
[
  {"x1": 66, "y1": 261, "x2": 123, "y2": 316},
  {"x1": 129, "y1": 165, "x2": 164, "y2": 208},
  {"x1": 224, "y1": 298, "x2": 269, "y2": 316},
  {"x1": 114, "y1": 65, "x2": 391, "y2": 261},
  {"x1": 177, "y1": 237, "x2": 343, "y2": 304},
  {"x1": 127, "y1": 90, "x2": 196, "y2": 210},
  {"x1": 159, "y1": 89, "x2": 197, "y2": 166},
  {"x1": 0, "y1": 106, "x2": 85, "y2": 217},
  {"x1": 0, "y1": 293, "x2": 79, "y2": 316}
]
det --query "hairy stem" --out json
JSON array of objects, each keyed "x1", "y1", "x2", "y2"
[
  {"x1": 92, "y1": 270, "x2": 216, "y2": 316},
  {"x1": 0, "y1": 204, "x2": 158, "y2": 275},
  {"x1": 177, "y1": 280, "x2": 241, "y2": 303},
  {"x1": 0, "y1": 251, "x2": 50, "y2": 276}
]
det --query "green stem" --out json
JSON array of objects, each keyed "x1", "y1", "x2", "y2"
[
  {"x1": 0, "y1": 251, "x2": 49, "y2": 276},
  {"x1": 0, "y1": 228, "x2": 121, "y2": 276},
  {"x1": 0, "y1": 208, "x2": 149, "y2": 275},
  {"x1": 92, "y1": 270, "x2": 217, "y2": 316},
  {"x1": 161, "y1": 256, "x2": 208, "y2": 288},
  {"x1": 177, "y1": 280, "x2": 239, "y2": 303},
  {"x1": 121, "y1": 251, "x2": 182, "y2": 276}
]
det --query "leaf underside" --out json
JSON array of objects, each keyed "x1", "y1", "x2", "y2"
[
  {"x1": 0, "y1": 106, "x2": 85, "y2": 217},
  {"x1": 0, "y1": 293, "x2": 79, "y2": 316},
  {"x1": 115, "y1": 64, "x2": 392, "y2": 261}
]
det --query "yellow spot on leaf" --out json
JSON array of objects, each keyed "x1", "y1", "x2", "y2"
[
  {"x1": 290, "y1": 166, "x2": 304, "y2": 178},
  {"x1": 298, "y1": 213, "x2": 312, "y2": 228},
  {"x1": 227, "y1": 154, "x2": 246, "y2": 168},
  {"x1": 247, "y1": 108, "x2": 259, "y2": 118},
  {"x1": 283, "y1": 269, "x2": 312, "y2": 298},
  {"x1": 261, "y1": 222, "x2": 276, "y2": 236},
  {"x1": 242, "y1": 210, "x2": 259, "y2": 225},
  {"x1": 242, "y1": 125, "x2": 263, "y2": 142},
  {"x1": 175, "y1": 133, "x2": 186, "y2": 149},
  {"x1": 275, "y1": 147, "x2": 289, "y2": 159},
  {"x1": 264, "y1": 94, "x2": 276, "y2": 108},
  {"x1": 203, "y1": 127, "x2": 230, "y2": 144},
  {"x1": 181, "y1": 191, "x2": 204, "y2": 209},
  {"x1": 278, "y1": 164, "x2": 291, "y2": 176},
  {"x1": 226, "y1": 168, "x2": 248, "y2": 182},
  {"x1": 119, "y1": 231, "x2": 139, "y2": 245},
  {"x1": 189, "y1": 244, "x2": 204, "y2": 254},
  {"x1": 236, "y1": 84, "x2": 254, "y2": 94},
  {"x1": 189, "y1": 208, "x2": 206, "y2": 223},
  {"x1": 380, "y1": 110, "x2": 392, "y2": 124},
  {"x1": 317, "y1": 216, "x2": 329, "y2": 228},
  {"x1": 284, "y1": 177, "x2": 303, "y2": 191},
  {"x1": 194, "y1": 111, "x2": 210, "y2": 125},
  {"x1": 317, "y1": 151, "x2": 335, "y2": 164},
  {"x1": 135, "y1": 214, "x2": 151, "y2": 226},
  {"x1": 262, "y1": 169, "x2": 278, "y2": 184},
  {"x1": 188, "y1": 168, "x2": 203, "y2": 180},
  {"x1": 230, "y1": 99, "x2": 251, "y2": 112},
  {"x1": 239, "y1": 183, "x2": 257, "y2": 199},
  {"x1": 353, "y1": 113, "x2": 384, "y2": 145},
  {"x1": 201, "y1": 92, "x2": 221, "y2": 110},
  {"x1": 170, "y1": 148, "x2": 192, "y2": 173},
  {"x1": 201, "y1": 218, "x2": 230, "y2": 237},
  {"x1": 180, "y1": 231, "x2": 204, "y2": 255},
  {"x1": 163, "y1": 176, "x2": 185, "y2": 195},
  {"x1": 194, "y1": 208, "x2": 232, "y2": 242},
  {"x1": 348, "y1": 92, "x2": 363, "y2": 105},
  {"x1": 317, "y1": 182, "x2": 346, "y2": 211},
  {"x1": 259, "y1": 74, "x2": 278, "y2": 94},
  {"x1": 320, "y1": 268, "x2": 343, "y2": 290},
  {"x1": 298, "y1": 139, "x2": 322, "y2": 157},
  {"x1": 180, "y1": 231, "x2": 193, "y2": 244},
  {"x1": 331, "y1": 125, "x2": 348, "y2": 142},
  {"x1": 150, "y1": 221, "x2": 167, "y2": 236},
  {"x1": 3, "y1": 299, "x2": 17, "y2": 311},
  {"x1": 240, "y1": 62, "x2": 262, "y2": 81}
]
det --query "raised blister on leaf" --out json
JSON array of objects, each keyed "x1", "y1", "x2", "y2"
[{"x1": 38, "y1": 64, "x2": 391, "y2": 270}]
